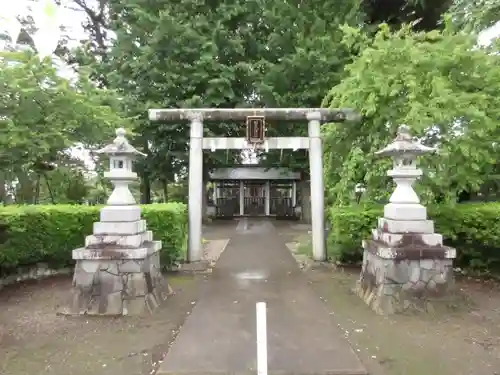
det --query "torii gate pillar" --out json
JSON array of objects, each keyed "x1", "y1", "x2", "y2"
[
  {"x1": 149, "y1": 108, "x2": 360, "y2": 263},
  {"x1": 306, "y1": 111, "x2": 326, "y2": 261},
  {"x1": 187, "y1": 112, "x2": 204, "y2": 262}
]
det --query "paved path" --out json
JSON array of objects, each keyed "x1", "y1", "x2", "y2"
[{"x1": 158, "y1": 219, "x2": 366, "y2": 375}]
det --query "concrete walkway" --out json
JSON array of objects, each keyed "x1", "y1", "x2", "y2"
[{"x1": 158, "y1": 219, "x2": 367, "y2": 375}]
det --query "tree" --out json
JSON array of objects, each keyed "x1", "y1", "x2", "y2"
[
  {"x1": 449, "y1": 0, "x2": 500, "y2": 32},
  {"x1": 67, "y1": 0, "x2": 457, "y2": 203},
  {"x1": 322, "y1": 22, "x2": 500, "y2": 205},
  {"x1": 0, "y1": 50, "x2": 124, "y2": 203}
]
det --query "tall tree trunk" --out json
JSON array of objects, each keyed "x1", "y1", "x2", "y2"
[
  {"x1": 140, "y1": 171, "x2": 152, "y2": 204},
  {"x1": 0, "y1": 172, "x2": 6, "y2": 204},
  {"x1": 16, "y1": 170, "x2": 35, "y2": 204},
  {"x1": 162, "y1": 179, "x2": 168, "y2": 202},
  {"x1": 140, "y1": 139, "x2": 152, "y2": 204}
]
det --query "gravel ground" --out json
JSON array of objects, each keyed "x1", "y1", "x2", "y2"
[{"x1": 0, "y1": 273, "x2": 203, "y2": 375}]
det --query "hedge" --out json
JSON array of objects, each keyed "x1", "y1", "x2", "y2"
[
  {"x1": 328, "y1": 203, "x2": 500, "y2": 273},
  {"x1": 0, "y1": 203, "x2": 187, "y2": 276}
]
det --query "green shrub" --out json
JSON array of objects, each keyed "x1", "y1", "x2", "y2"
[
  {"x1": 0, "y1": 203, "x2": 187, "y2": 275},
  {"x1": 141, "y1": 203, "x2": 188, "y2": 266},
  {"x1": 329, "y1": 203, "x2": 500, "y2": 274},
  {"x1": 328, "y1": 204, "x2": 379, "y2": 264}
]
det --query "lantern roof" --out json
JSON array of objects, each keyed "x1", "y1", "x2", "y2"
[
  {"x1": 375, "y1": 125, "x2": 436, "y2": 158},
  {"x1": 96, "y1": 128, "x2": 146, "y2": 157}
]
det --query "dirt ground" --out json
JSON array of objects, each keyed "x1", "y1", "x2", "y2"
[
  {"x1": 2, "y1": 220, "x2": 500, "y2": 375},
  {"x1": 307, "y1": 268, "x2": 500, "y2": 375},
  {"x1": 0, "y1": 273, "x2": 203, "y2": 375},
  {"x1": 0, "y1": 222, "x2": 233, "y2": 375},
  {"x1": 277, "y1": 224, "x2": 500, "y2": 375}
]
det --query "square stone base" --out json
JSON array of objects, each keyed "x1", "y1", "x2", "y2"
[
  {"x1": 61, "y1": 243, "x2": 171, "y2": 316},
  {"x1": 355, "y1": 248, "x2": 455, "y2": 315}
]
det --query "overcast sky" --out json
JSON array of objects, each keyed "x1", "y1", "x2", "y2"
[{"x1": 478, "y1": 20, "x2": 500, "y2": 45}]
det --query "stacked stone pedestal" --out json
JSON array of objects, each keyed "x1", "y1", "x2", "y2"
[
  {"x1": 67, "y1": 205, "x2": 170, "y2": 316},
  {"x1": 355, "y1": 204, "x2": 456, "y2": 315}
]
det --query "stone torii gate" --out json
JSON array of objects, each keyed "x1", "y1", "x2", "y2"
[{"x1": 148, "y1": 108, "x2": 360, "y2": 263}]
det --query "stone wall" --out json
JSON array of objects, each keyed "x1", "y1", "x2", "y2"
[
  {"x1": 0, "y1": 263, "x2": 72, "y2": 291},
  {"x1": 356, "y1": 249, "x2": 455, "y2": 314}
]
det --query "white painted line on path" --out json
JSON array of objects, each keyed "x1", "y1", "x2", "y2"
[{"x1": 256, "y1": 302, "x2": 268, "y2": 375}]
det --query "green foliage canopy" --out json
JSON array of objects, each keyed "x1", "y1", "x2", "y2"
[
  {"x1": 0, "y1": 50, "x2": 125, "y2": 203},
  {"x1": 322, "y1": 23, "x2": 500, "y2": 204}
]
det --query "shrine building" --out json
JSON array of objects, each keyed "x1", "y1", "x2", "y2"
[{"x1": 205, "y1": 166, "x2": 311, "y2": 221}]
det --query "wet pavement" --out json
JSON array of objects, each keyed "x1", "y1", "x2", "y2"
[{"x1": 158, "y1": 218, "x2": 367, "y2": 375}]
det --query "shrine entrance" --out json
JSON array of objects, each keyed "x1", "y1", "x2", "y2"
[
  {"x1": 209, "y1": 167, "x2": 301, "y2": 219},
  {"x1": 148, "y1": 107, "x2": 359, "y2": 262},
  {"x1": 270, "y1": 180, "x2": 295, "y2": 218},
  {"x1": 243, "y1": 181, "x2": 266, "y2": 216},
  {"x1": 215, "y1": 180, "x2": 240, "y2": 218}
]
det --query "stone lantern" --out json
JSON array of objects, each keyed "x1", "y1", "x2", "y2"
[
  {"x1": 375, "y1": 124, "x2": 435, "y2": 218},
  {"x1": 61, "y1": 128, "x2": 172, "y2": 316},
  {"x1": 355, "y1": 125, "x2": 456, "y2": 315},
  {"x1": 97, "y1": 127, "x2": 145, "y2": 206}
]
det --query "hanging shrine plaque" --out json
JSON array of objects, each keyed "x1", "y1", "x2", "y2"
[{"x1": 246, "y1": 116, "x2": 266, "y2": 144}]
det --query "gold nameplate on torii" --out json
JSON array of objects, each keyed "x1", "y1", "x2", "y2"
[{"x1": 246, "y1": 116, "x2": 266, "y2": 144}]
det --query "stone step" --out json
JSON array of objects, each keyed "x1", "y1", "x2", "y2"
[
  {"x1": 93, "y1": 219, "x2": 147, "y2": 235},
  {"x1": 100, "y1": 205, "x2": 142, "y2": 222},
  {"x1": 378, "y1": 217, "x2": 434, "y2": 234},
  {"x1": 372, "y1": 229, "x2": 443, "y2": 247},
  {"x1": 85, "y1": 231, "x2": 153, "y2": 248},
  {"x1": 384, "y1": 203, "x2": 427, "y2": 221},
  {"x1": 73, "y1": 240, "x2": 161, "y2": 260}
]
